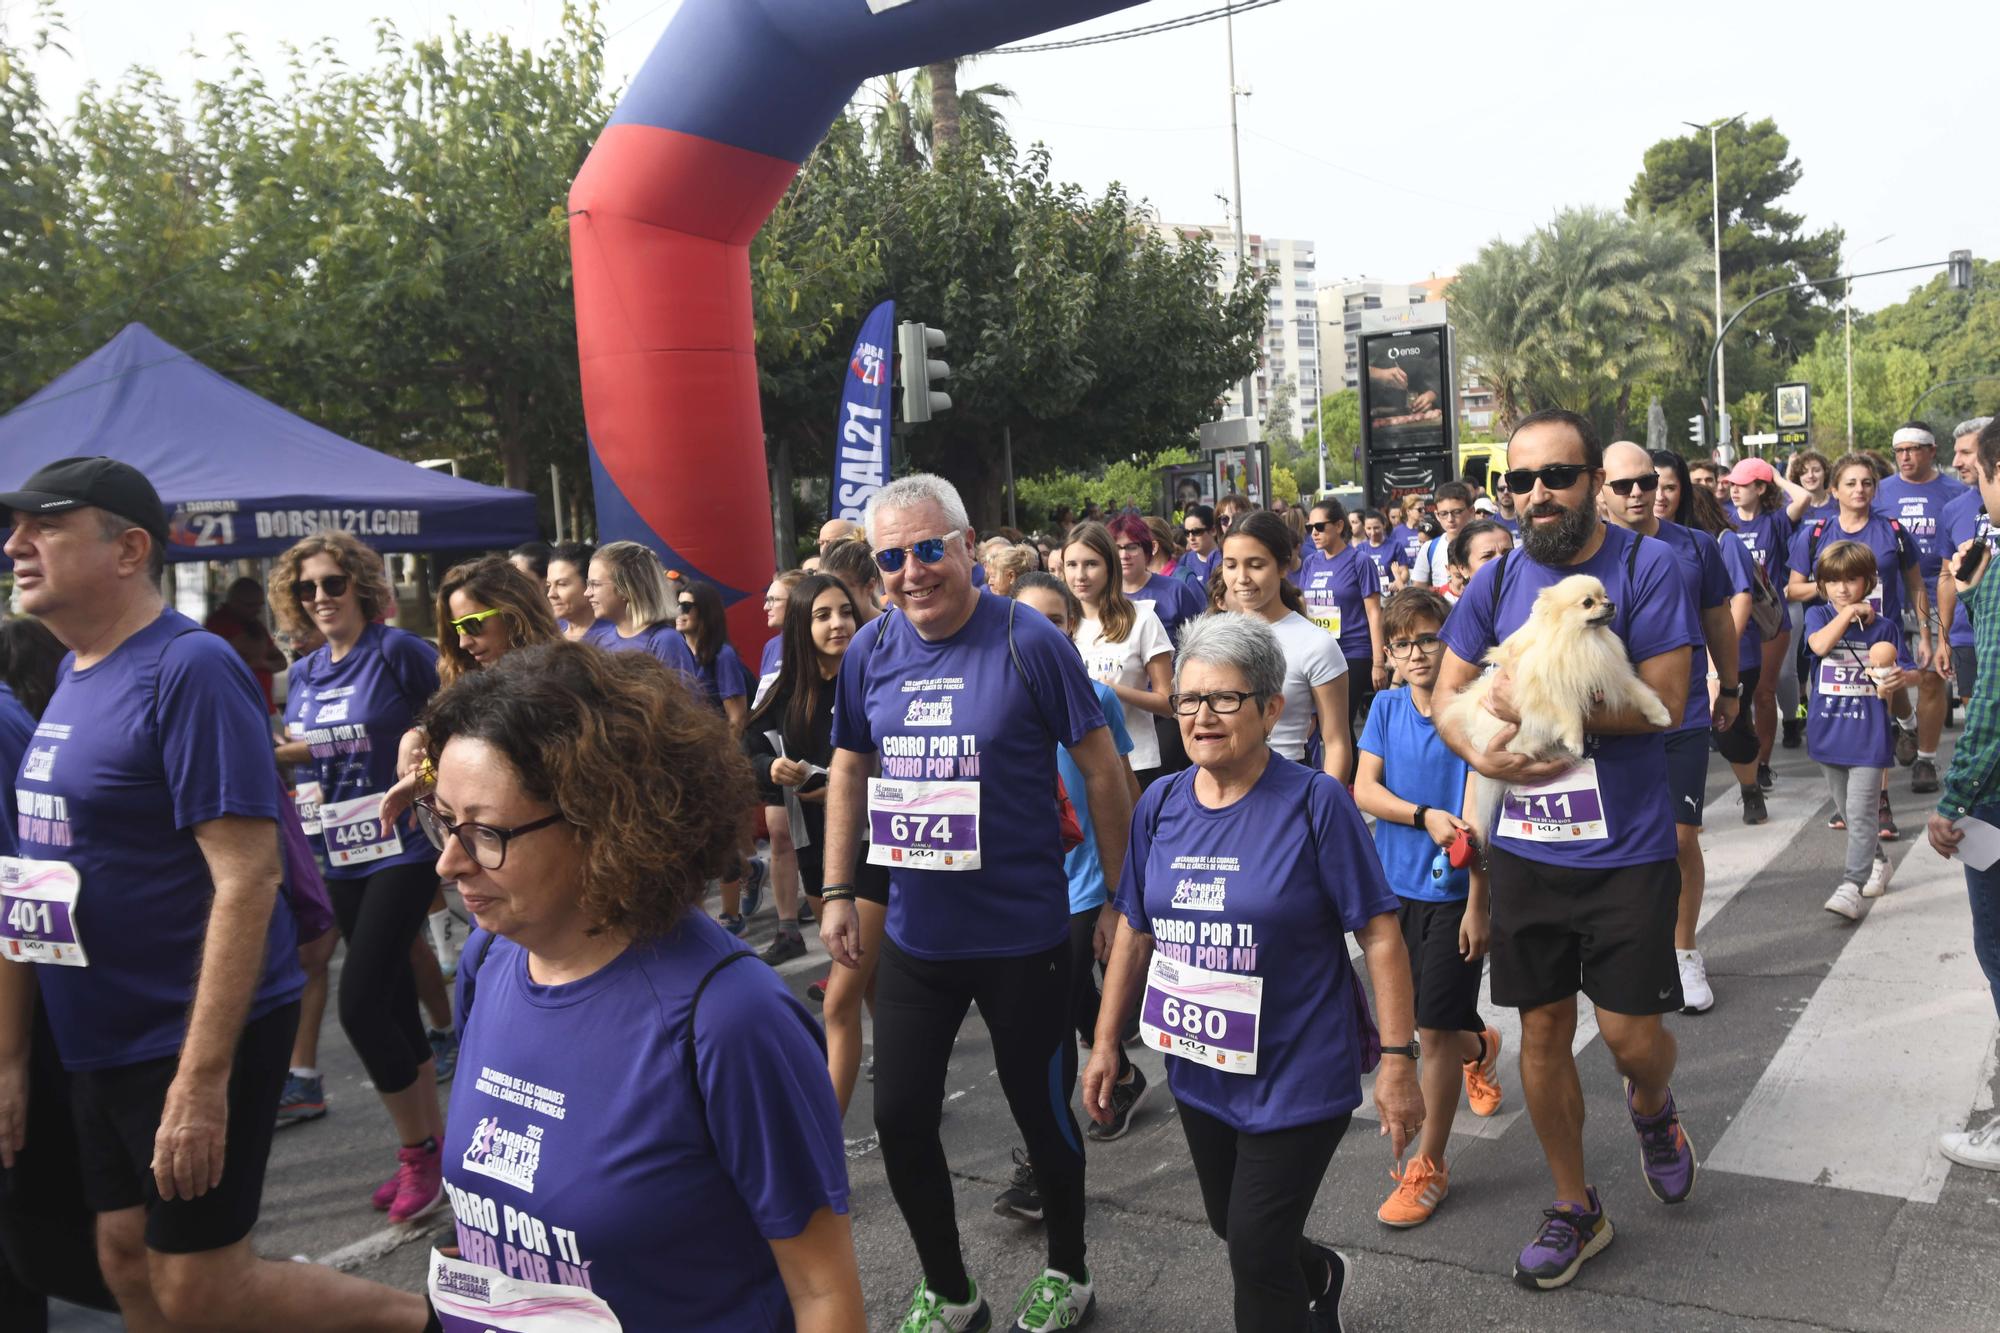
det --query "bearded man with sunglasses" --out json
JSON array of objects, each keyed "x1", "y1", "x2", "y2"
[
  {"x1": 1431, "y1": 412, "x2": 1705, "y2": 1292},
  {"x1": 819, "y1": 473, "x2": 1134, "y2": 1331},
  {"x1": 0, "y1": 459, "x2": 426, "y2": 1331},
  {"x1": 1600, "y1": 441, "x2": 1744, "y2": 1014}
]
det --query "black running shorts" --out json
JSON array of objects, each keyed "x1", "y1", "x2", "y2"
[
  {"x1": 1485, "y1": 848, "x2": 1682, "y2": 1015},
  {"x1": 1398, "y1": 896, "x2": 1485, "y2": 1034}
]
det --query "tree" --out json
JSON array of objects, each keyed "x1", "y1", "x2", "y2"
[
  {"x1": 1451, "y1": 207, "x2": 1712, "y2": 443},
  {"x1": 861, "y1": 61, "x2": 1015, "y2": 165},
  {"x1": 1787, "y1": 329, "x2": 1932, "y2": 454},
  {"x1": 1627, "y1": 117, "x2": 1843, "y2": 410},
  {"x1": 1296, "y1": 388, "x2": 1361, "y2": 489}
]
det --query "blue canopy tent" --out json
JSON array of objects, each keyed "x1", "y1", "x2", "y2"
[{"x1": 0, "y1": 323, "x2": 538, "y2": 559}]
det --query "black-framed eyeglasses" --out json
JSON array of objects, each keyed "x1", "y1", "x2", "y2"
[
  {"x1": 414, "y1": 796, "x2": 566, "y2": 871},
  {"x1": 1386, "y1": 634, "x2": 1445, "y2": 659},
  {"x1": 873, "y1": 530, "x2": 964, "y2": 573},
  {"x1": 294, "y1": 575, "x2": 350, "y2": 601},
  {"x1": 1606, "y1": 473, "x2": 1661, "y2": 497},
  {"x1": 1115, "y1": 543, "x2": 1147, "y2": 556},
  {"x1": 1167, "y1": 689, "x2": 1266, "y2": 717},
  {"x1": 1502, "y1": 464, "x2": 1589, "y2": 494}
]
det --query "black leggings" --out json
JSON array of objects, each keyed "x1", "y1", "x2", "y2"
[
  {"x1": 1180, "y1": 1102, "x2": 1350, "y2": 1332},
  {"x1": 329, "y1": 860, "x2": 438, "y2": 1095},
  {"x1": 873, "y1": 937, "x2": 1086, "y2": 1299}
]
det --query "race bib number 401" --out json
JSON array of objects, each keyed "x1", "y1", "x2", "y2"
[
  {"x1": 0, "y1": 856, "x2": 87, "y2": 966},
  {"x1": 319, "y1": 793, "x2": 403, "y2": 869},
  {"x1": 865, "y1": 778, "x2": 981, "y2": 870}
]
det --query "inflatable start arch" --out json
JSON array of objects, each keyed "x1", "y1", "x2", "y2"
[{"x1": 569, "y1": 0, "x2": 1144, "y2": 647}]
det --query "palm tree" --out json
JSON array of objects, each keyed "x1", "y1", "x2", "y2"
[
  {"x1": 859, "y1": 60, "x2": 1015, "y2": 165},
  {"x1": 1452, "y1": 207, "x2": 1710, "y2": 441}
]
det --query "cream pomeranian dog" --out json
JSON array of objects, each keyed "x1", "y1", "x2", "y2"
[{"x1": 1441, "y1": 573, "x2": 1672, "y2": 839}]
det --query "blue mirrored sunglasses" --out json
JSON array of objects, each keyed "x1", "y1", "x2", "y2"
[{"x1": 873, "y1": 531, "x2": 962, "y2": 573}]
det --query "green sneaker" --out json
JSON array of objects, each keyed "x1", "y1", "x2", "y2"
[
  {"x1": 899, "y1": 1277, "x2": 991, "y2": 1333},
  {"x1": 1012, "y1": 1268, "x2": 1095, "y2": 1329}
]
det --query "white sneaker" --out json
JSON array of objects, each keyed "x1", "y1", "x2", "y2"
[
  {"x1": 1676, "y1": 948, "x2": 1714, "y2": 1013},
  {"x1": 1823, "y1": 882, "x2": 1865, "y2": 921},
  {"x1": 1940, "y1": 1117, "x2": 2000, "y2": 1171},
  {"x1": 1861, "y1": 853, "x2": 1894, "y2": 898},
  {"x1": 1012, "y1": 1268, "x2": 1095, "y2": 1331}
]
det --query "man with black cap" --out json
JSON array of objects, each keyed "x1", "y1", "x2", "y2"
[{"x1": 0, "y1": 458, "x2": 424, "y2": 1330}]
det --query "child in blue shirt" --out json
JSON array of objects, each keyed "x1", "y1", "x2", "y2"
[
  {"x1": 1352, "y1": 587, "x2": 1500, "y2": 1228},
  {"x1": 1806, "y1": 540, "x2": 1916, "y2": 919}
]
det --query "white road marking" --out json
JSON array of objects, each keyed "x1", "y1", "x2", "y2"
[
  {"x1": 314, "y1": 1215, "x2": 451, "y2": 1271},
  {"x1": 1705, "y1": 842, "x2": 1998, "y2": 1202}
]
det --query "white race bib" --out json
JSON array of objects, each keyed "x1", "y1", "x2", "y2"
[
  {"x1": 865, "y1": 778, "x2": 981, "y2": 870},
  {"x1": 1817, "y1": 660, "x2": 1874, "y2": 698},
  {"x1": 319, "y1": 793, "x2": 403, "y2": 869},
  {"x1": 292, "y1": 780, "x2": 324, "y2": 836},
  {"x1": 1139, "y1": 951, "x2": 1263, "y2": 1075},
  {"x1": 1307, "y1": 601, "x2": 1343, "y2": 637},
  {"x1": 1497, "y1": 758, "x2": 1608, "y2": 842},
  {"x1": 0, "y1": 856, "x2": 87, "y2": 967},
  {"x1": 427, "y1": 1249, "x2": 621, "y2": 1332}
]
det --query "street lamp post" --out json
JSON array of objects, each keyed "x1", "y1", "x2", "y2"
[
  {"x1": 1842, "y1": 233, "x2": 1895, "y2": 449},
  {"x1": 1684, "y1": 113, "x2": 1745, "y2": 448},
  {"x1": 1225, "y1": 5, "x2": 1256, "y2": 428}
]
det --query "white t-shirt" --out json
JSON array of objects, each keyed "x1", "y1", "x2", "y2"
[
  {"x1": 1076, "y1": 601, "x2": 1173, "y2": 771},
  {"x1": 1265, "y1": 610, "x2": 1350, "y2": 761},
  {"x1": 1410, "y1": 534, "x2": 1454, "y2": 589}
]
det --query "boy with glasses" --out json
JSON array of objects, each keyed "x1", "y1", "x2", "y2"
[
  {"x1": 1411, "y1": 483, "x2": 1475, "y2": 591},
  {"x1": 1353, "y1": 587, "x2": 1503, "y2": 1230}
]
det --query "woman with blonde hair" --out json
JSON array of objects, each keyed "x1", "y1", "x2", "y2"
[
  {"x1": 984, "y1": 541, "x2": 1035, "y2": 598},
  {"x1": 583, "y1": 539, "x2": 699, "y2": 677},
  {"x1": 270, "y1": 531, "x2": 447, "y2": 1223}
]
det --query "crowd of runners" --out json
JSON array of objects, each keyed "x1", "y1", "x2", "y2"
[{"x1": 1, "y1": 410, "x2": 1997, "y2": 1331}]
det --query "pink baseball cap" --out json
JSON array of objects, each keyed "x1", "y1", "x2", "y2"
[{"x1": 1725, "y1": 458, "x2": 1775, "y2": 486}]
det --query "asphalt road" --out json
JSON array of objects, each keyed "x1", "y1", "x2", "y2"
[{"x1": 52, "y1": 732, "x2": 2000, "y2": 1332}]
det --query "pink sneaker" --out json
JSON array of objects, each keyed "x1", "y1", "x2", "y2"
[
  {"x1": 387, "y1": 1140, "x2": 444, "y2": 1225},
  {"x1": 371, "y1": 1173, "x2": 399, "y2": 1211}
]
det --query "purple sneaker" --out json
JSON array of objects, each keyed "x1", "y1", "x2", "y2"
[
  {"x1": 1512, "y1": 1188, "x2": 1613, "y2": 1290},
  {"x1": 1626, "y1": 1078, "x2": 1697, "y2": 1203}
]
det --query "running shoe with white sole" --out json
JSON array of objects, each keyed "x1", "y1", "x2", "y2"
[
  {"x1": 387, "y1": 1139, "x2": 445, "y2": 1225},
  {"x1": 1084, "y1": 1064, "x2": 1148, "y2": 1143},
  {"x1": 1512, "y1": 1188, "x2": 1613, "y2": 1291},
  {"x1": 1626, "y1": 1079, "x2": 1697, "y2": 1203},
  {"x1": 1861, "y1": 852, "x2": 1895, "y2": 898},
  {"x1": 274, "y1": 1073, "x2": 326, "y2": 1127},
  {"x1": 1676, "y1": 948, "x2": 1714, "y2": 1013},
  {"x1": 991, "y1": 1148, "x2": 1043, "y2": 1222},
  {"x1": 898, "y1": 1278, "x2": 992, "y2": 1333},
  {"x1": 1011, "y1": 1268, "x2": 1093, "y2": 1331},
  {"x1": 1940, "y1": 1118, "x2": 2000, "y2": 1171},
  {"x1": 1376, "y1": 1154, "x2": 1448, "y2": 1228},
  {"x1": 1308, "y1": 1244, "x2": 1348, "y2": 1331},
  {"x1": 1824, "y1": 881, "x2": 1865, "y2": 921},
  {"x1": 1463, "y1": 1027, "x2": 1503, "y2": 1116},
  {"x1": 1894, "y1": 722, "x2": 1919, "y2": 767}
]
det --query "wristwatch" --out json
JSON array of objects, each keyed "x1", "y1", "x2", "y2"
[
  {"x1": 1716, "y1": 683, "x2": 1743, "y2": 698},
  {"x1": 1380, "y1": 1040, "x2": 1421, "y2": 1060}
]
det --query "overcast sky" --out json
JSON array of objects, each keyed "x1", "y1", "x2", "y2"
[{"x1": 15, "y1": 0, "x2": 1994, "y2": 312}]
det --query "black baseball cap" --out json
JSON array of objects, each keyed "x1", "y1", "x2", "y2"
[{"x1": 0, "y1": 456, "x2": 171, "y2": 548}]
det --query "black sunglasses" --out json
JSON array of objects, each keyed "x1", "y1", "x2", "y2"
[
  {"x1": 1502, "y1": 464, "x2": 1590, "y2": 494},
  {"x1": 676, "y1": 599, "x2": 695, "y2": 611},
  {"x1": 414, "y1": 796, "x2": 566, "y2": 871},
  {"x1": 1607, "y1": 473, "x2": 1661, "y2": 496},
  {"x1": 293, "y1": 575, "x2": 351, "y2": 601},
  {"x1": 1307, "y1": 520, "x2": 1337, "y2": 533},
  {"x1": 1183, "y1": 525, "x2": 1210, "y2": 537}
]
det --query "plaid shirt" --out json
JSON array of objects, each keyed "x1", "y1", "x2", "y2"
[{"x1": 1940, "y1": 559, "x2": 2000, "y2": 817}]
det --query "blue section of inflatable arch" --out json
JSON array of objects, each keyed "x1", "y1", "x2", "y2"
[{"x1": 572, "y1": 0, "x2": 1145, "y2": 646}]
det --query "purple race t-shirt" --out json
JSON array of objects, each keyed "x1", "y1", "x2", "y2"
[
  {"x1": 1290, "y1": 545, "x2": 1381, "y2": 661},
  {"x1": 0, "y1": 684, "x2": 33, "y2": 857},
  {"x1": 832, "y1": 596, "x2": 1107, "y2": 960},
  {"x1": 1441, "y1": 522, "x2": 1699, "y2": 869},
  {"x1": 1801, "y1": 497, "x2": 1839, "y2": 526},
  {"x1": 1393, "y1": 525, "x2": 1425, "y2": 569},
  {"x1": 17, "y1": 610, "x2": 302, "y2": 1071},
  {"x1": 1176, "y1": 547, "x2": 1221, "y2": 597},
  {"x1": 1941, "y1": 490, "x2": 1993, "y2": 649},
  {"x1": 1804, "y1": 604, "x2": 1914, "y2": 769},
  {"x1": 286, "y1": 623, "x2": 440, "y2": 878},
  {"x1": 1359, "y1": 538, "x2": 1405, "y2": 584},
  {"x1": 1728, "y1": 506, "x2": 1794, "y2": 587},
  {"x1": 1786, "y1": 513, "x2": 1918, "y2": 624},
  {"x1": 1649, "y1": 521, "x2": 1732, "y2": 731},
  {"x1": 1712, "y1": 526, "x2": 1763, "y2": 673},
  {"x1": 1130, "y1": 571, "x2": 1206, "y2": 645},
  {"x1": 583, "y1": 620, "x2": 700, "y2": 679},
  {"x1": 444, "y1": 919, "x2": 847, "y2": 1332},
  {"x1": 1876, "y1": 472, "x2": 1968, "y2": 580},
  {"x1": 1115, "y1": 760, "x2": 1395, "y2": 1133},
  {"x1": 688, "y1": 642, "x2": 748, "y2": 711}
]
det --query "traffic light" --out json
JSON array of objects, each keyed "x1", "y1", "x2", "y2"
[
  {"x1": 897, "y1": 321, "x2": 952, "y2": 424},
  {"x1": 1949, "y1": 249, "x2": 1974, "y2": 291},
  {"x1": 1688, "y1": 414, "x2": 1706, "y2": 451}
]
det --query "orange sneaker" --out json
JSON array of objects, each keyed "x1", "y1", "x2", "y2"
[
  {"x1": 1464, "y1": 1026, "x2": 1503, "y2": 1117},
  {"x1": 1377, "y1": 1153, "x2": 1449, "y2": 1228}
]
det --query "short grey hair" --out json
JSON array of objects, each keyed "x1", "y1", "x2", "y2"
[
  {"x1": 1174, "y1": 614, "x2": 1286, "y2": 700},
  {"x1": 863, "y1": 474, "x2": 971, "y2": 545},
  {"x1": 1956, "y1": 417, "x2": 1994, "y2": 441}
]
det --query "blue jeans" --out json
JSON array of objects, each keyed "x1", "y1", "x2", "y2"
[{"x1": 1967, "y1": 804, "x2": 2000, "y2": 1020}]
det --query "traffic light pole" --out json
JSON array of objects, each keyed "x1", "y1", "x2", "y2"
[{"x1": 1702, "y1": 256, "x2": 1970, "y2": 451}]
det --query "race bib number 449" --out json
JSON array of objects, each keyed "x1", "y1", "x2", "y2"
[
  {"x1": 319, "y1": 793, "x2": 403, "y2": 869},
  {"x1": 866, "y1": 778, "x2": 981, "y2": 870}
]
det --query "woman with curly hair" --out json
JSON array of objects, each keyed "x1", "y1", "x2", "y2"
[
  {"x1": 983, "y1": 540, "x2": 1035, "y2": 598},
  {"x1": 419, "y1": 643, "x2": 862, "y2": 1332},
  {"x1": 269, "y1": 531, "x2": 447, "y2": 1224}
]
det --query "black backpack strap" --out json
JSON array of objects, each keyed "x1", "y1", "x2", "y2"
[
  {"x1": 1484, "y1": 548, "x2": 1512, "y2": 627},
  {"x1": 1620, "y1": 526, "x2": 1643, "y2": 638},
  {"x1": 683, "y1": 949, "x2": 757, "y2": 1113},
  {"x1": 1807, "y1": 518, "x2": 1829, "y2": 576}
]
